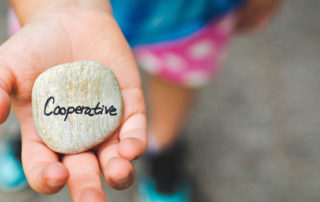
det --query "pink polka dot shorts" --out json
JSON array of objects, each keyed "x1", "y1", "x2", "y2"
[{"x1": 134, "y1": 14, "x2": 236, "y2": 88}]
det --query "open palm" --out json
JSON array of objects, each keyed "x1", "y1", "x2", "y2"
[{"x1": 0, "y1": 8, "x2": 146, "y2": 202}]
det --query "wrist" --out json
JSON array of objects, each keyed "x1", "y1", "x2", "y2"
[{"x1": 9, "y1": 0, "x2": 112, "y2": 25}]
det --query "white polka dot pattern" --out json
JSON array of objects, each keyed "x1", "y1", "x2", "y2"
[
  {"x1": 137, "y1": 53, "x2": 160, "y2": 74},
  {"x1": 188, "y1": 39, "x2": 216, "y2": 59},
  {"x1": 163, "y1": 53, "x2": 186, "y2": 72}
]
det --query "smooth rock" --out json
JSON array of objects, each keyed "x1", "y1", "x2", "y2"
[{"x1": 32, "y1": 61, "x2": 123, "y2": 154}]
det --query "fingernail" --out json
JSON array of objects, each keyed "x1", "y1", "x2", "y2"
[
  {"x1": 47, "y1": 178, "x2": 65, "y2": 188},
  {"x1": 113, "y1": 172, "x2": 134, "y2": 189}
]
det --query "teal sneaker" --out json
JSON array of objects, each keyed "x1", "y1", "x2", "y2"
[
  {"x1": 0, "y1": 140, "x2": 28, "y2": 192},
  {"x1": 139, "y1": 141, "x2": 191, "y2": 202},
  {"x1": 139, "y1": 176, "x2": 190, "y2": 202}
]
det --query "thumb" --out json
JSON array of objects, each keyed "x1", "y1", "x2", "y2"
[{"x1": 0, "y1": 62, "x2": 14, "y2": 124}]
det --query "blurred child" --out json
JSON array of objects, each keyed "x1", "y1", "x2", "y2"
[{"x1": 112, "y1": 0, "x2": 281, "y2": 201}]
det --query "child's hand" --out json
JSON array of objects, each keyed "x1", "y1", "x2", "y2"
[
  {"x1": 0, "y1": 1, "x2": 146, "y2": 201},
  {"x1": 235, "y1": 0, "x2": 282, "y2": 32}
]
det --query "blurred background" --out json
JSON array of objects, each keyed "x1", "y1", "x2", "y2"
[{"x1": 0, "y1": 0, "x2": 320, "y2": 201}]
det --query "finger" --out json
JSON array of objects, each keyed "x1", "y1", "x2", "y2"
[
  {"x1": 0, "y1": 88, "x2": 11, "y2": 124},
  {"x1": 118, "y1": 88, "x2": 147, "y2": 160},
  {"x1": 63, "y1": 152, "x2": 106, "y2": 202},
  {"x1": 119, "y1": 113, "x2": 147, "y2": 160},
  {"x1": 0, "y1": 63, "x2": 14, "y2": 124},
  {"x1": 98, "y1": 142, "x2": 135, "y2": 190},
  {"x1": 21, "y1": 115, "x2": 69, "y2": 194}
]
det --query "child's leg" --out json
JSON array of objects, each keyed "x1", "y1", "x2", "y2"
[
  {"x1": 135, "y1": 14, "x2": 235, "y2": 201},
  {"x1": 147, "y1": 76, "x2": 195, "y2": 151}
]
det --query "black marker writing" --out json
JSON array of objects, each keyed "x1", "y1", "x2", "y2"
[{"x1": 44, "y1": 96, "x2": 118, "y2": 121}]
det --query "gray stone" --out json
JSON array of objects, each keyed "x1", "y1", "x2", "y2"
[{"x1": 32, "y1": 61, "x2": 123, "y2": 154}]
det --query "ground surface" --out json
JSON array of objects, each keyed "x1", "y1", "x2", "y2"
[{"x1": 0, "y1": 0, "x2": 320, "y2": 201}]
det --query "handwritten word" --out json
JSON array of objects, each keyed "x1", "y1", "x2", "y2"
[{"x1": 44, "y1": 96, "x2": 117, "y2": 121}]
